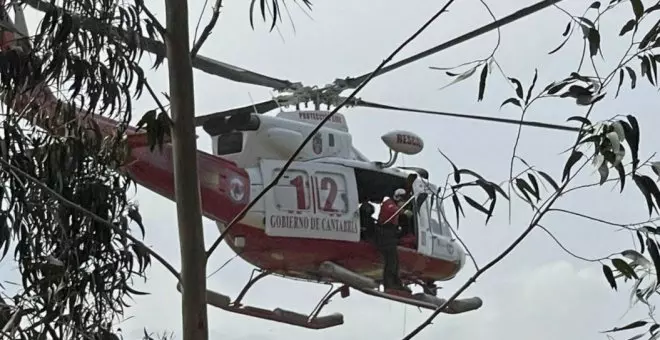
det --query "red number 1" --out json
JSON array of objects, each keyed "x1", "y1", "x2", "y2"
[{"x1": 290, "y1": 175, "x2": 308, "y2": 210}]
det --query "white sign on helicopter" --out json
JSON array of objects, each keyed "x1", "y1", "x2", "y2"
[{"x1": 262, "y1": 159, "x2": 361, "y2": 242}]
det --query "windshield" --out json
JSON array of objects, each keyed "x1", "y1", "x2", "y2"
[
  {"x1": 412, "y1": 179, "x2": 447, "y2": 237},
  {"x1": 435, "y1": 197, "x2": 452, "y2": 236},
  {"x1": 429, "y1": 204, "x2": 444, "y2": 236},
  {"x1": 413, "y1": 179, "x2": 450, "y2": 237}
]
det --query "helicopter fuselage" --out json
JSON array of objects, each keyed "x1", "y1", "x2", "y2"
[{"x1": 204, "y1": 109, "x2": 466, "y2": 284}]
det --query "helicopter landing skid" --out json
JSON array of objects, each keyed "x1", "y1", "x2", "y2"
[
  {"x1": 357, "y1": 286, "x2": 483, "y2": 313},
  {"x1": 318, "y1": 261, "x2": 483, "y2": 314},
  {"x1": 176, "y1": 271, "x2": 344, "y2": 330}
]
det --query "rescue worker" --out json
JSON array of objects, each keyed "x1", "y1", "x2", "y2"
[{"x1": 376, "y1": 188, "x2": 413, "y2": 293}]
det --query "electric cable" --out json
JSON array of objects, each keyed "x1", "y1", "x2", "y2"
[
  {"x1": 342, "y1": 0, "x2": 564, "y2": 88},
  {"x1": 356, "y1": 99, "x2": 581, "y2": 133}
]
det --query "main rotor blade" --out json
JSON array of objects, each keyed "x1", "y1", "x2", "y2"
[
  {"x1": 353, "y1": 99, "x2": 581, "y2": 133},
  {"x1": 25, "y1": 0, "x2": 299, "y2": 91},
  {"x1": 341, "y1": 0, "x2": 563, "y2": 88}
]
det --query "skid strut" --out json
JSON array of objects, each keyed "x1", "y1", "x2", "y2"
[
  {"x1": 318, "y1": 261, "x2": 483, "y2": 313},
  {"x1": 176, "y1": 270, "x2": 344, "y2": 330}
]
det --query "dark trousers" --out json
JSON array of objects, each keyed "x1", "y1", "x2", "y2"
[
  {"x1": 374, "y1": 223, "x2": 401, "y2": 289},
  {"x1": 379, "y1": 244, "x2": 401, "y2": 288}
]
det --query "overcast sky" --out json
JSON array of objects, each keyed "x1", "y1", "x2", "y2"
[{"x1": 3, "y1": 0, "x2": 660, "y2": 339}]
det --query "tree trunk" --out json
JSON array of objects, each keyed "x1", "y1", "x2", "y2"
[{"x1": 163, "y1": 1, "x2": 208, "y2": 339}]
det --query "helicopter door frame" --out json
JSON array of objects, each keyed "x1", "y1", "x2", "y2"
[
  {"x1": 412, "y1": 178, "x2": 433, "y2": 256},
  {"x1": 259, "y1": 159, "x2": 361, "y2": 242},
  {"x1": 411, "y1": 179, "x2": 462, "y2": 262}
]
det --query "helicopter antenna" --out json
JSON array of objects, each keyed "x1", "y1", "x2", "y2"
[{"x1": 247, "y1": 92, "x2": 259, "y2": 114}]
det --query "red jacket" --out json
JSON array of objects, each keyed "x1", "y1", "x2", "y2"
[{"x1": 378, "y1": 198, "x2": 400, "y2": 225}]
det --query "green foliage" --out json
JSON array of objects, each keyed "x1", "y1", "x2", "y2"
[
  {"x1": 248, "y1": 0, "x2": 313, "y2": 31},
  {"x1": 425, "y1": 1, "x2": 660, "y2": 339},
  {"x1": 0, "y1": 0, "x2": 161, "y2": 338},
  {"x1": 437, "y1": 149, "x2": 509, "y2": 227}
]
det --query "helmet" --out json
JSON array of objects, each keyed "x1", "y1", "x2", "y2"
[{"x1": 393, "y1": 188, "x2": 407, "y2": 201}]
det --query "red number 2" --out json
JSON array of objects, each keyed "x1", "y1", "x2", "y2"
[
  {"x1": 319, "y1": 176, "x2": 338, "y2": 212},
  {"x1": 289, "y1": 174, "x2": 338, "y2": 212}
]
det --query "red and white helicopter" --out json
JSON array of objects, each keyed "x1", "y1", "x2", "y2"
[{"x1": 0, "y1": 2, "x2": 574, "y2": 330}]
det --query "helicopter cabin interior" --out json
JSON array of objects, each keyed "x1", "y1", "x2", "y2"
[{"x1": 353, "y1": 167, "x2": 419, "y2": 249}]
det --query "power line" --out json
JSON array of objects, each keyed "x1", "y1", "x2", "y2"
[
  {"x1": 356, "y1": 99, "x2": 581, "y2": 132},
  {"x1": 342, "y1": 0, "x2": 564, "y2": 88}
]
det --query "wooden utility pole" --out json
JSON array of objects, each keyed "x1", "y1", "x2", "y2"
[{"x1": 163, "y1": 0, "x2": 209, "y2": 339}]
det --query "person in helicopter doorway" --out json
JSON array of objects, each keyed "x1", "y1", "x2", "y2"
[{"x1": 376, "y1": 188, "x2": 413, "y2": 293}]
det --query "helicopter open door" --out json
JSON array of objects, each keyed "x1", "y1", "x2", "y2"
[
  {"x1": 260, "y1": 159, "x2": 361, "y2": 242},
  {"x1": 413, "y1": 189, "x2": 433, "y2": 256},
  {"x1": 412, "y1": 178, "x2": 461, "y2": 263}
]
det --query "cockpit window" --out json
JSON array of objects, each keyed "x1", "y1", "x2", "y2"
[{"x1": 216, "y1": 132, "x2": 243, "y2": 155}]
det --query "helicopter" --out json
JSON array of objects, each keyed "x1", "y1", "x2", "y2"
[
  {"x1": 185, "y1": 98, "x2": 484, "y2": 328},
  {"x1": 0, "y1": 1, "x2": 574, "y2": 330}
]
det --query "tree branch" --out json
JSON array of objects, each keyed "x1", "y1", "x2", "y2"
[
  {"x1": 407, "y1": 2, "x2": 660, "y2": 338},
  {"x1": 205, "y1": 0, "x2": 458, "y2": 258},
  {"x1": 0, "y1": 157, "x2": 181, "y2": 282},
  {"x1": 445, "y1": 221, "x2": 480, "y2": 271},
  {"x1": 145, "y1": 80, "x2": 169, "y2": 114},
  {"x1": 560, "y1": 153, "x2": 657, "y2": 196},
  {"x1": 548, "y1": 208, "x2": 659, "y2": 230},
  {"x1": 421, "y1": 177, "x2": 480, "y2": 270},
  {"x1": 537, "y1": 224, "x2": 616, "y2": 263},
  {"x1": 405, "y1": 142, "x2": 595, "y2": 339},
  {"x1": 403, "y1": 180, "x2": 566, "y2": 339},
  {"x1": 190, "y1": 0, "x2": 223, "y2": 59},
  {"x1": 136, "y1": 0, "x2": 167, "y2": 37}
]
